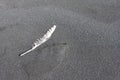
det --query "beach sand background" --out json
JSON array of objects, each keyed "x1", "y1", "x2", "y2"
[{"x1": 0, "y1": 0, "x2": 120, "y2": 80}]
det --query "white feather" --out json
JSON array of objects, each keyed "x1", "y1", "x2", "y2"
[{"x1": 20, "y1": 25, "x2": 56, "y2": 56}]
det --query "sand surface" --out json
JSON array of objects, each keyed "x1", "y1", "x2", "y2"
[{"x1": 0, "y1": 0, "x2": 120, "y2": 80}]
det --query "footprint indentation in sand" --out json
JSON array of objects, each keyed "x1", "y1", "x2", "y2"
[{"x1": 23, "y1": 43, "x2": 68, "y2": 78}]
